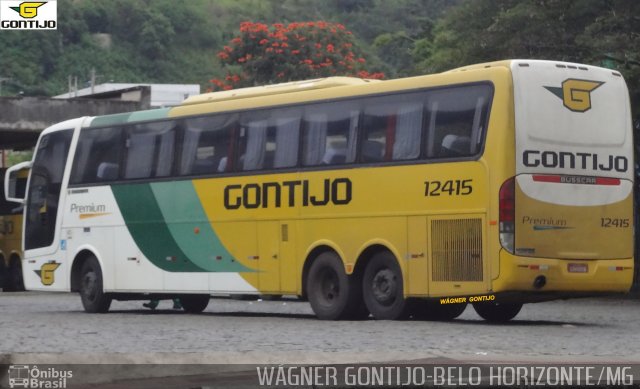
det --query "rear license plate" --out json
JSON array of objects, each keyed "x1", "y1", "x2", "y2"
[{"x1": 568, "y1": 263, "x2": 588, "y2": 273}]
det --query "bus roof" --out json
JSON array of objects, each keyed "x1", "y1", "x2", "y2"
[
  {"x1": 446, "y1": 60, "x2": 514, "y2": 73},
  {"x1": 181, "y1": 77, "x2": 380, "y2": 106}
]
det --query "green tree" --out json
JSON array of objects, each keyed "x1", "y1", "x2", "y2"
[
  {"x1": 413, "y1": 0, "x2": 640, "y2": 113},
  {"x1": 337, "y1": 0, "x2": 457, "y2": 77},
  {"x1": 577, "y1": 0, "x2": 640, "y2": 113}
]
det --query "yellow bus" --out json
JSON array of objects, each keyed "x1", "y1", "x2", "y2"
[
  {"x1": 4, "y1": 60, "x2": 634, "y2": 321},
  {"x1": 0, "y1": 168, "x2": 27, "y2": 291}
]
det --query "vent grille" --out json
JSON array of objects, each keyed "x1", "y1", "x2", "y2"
[{"x1": 431, "y1": 218, "x2": 483, "y2": 281}]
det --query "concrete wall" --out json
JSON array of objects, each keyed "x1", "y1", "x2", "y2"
[{"x1": 0, "y1": 97, "x2": 146, "y2": 149}]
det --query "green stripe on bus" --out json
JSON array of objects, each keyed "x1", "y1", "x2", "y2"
[
  {"x1": 89, "y1": 108, "x2": 171, "y2": 127},
  {"x1": 111, "y1": 183, "x2": 206, "y2": 272},
  {"x1": 90, "y1": 112, "x2": 133, "y2": 127},
  {"x1": 127, "y1": 108, "x2": 171, "y2": 122},
  {"x1": 150, "y1": 181, "x2": 252, "y2": 272}
]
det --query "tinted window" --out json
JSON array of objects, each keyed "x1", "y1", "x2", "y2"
[
  {"x1": 124, "y1": 121, "x2": 177, "y2": 179},
  {"x1": 362, "y1": 93, "x2": 423, "y2": 162},
  {"x1": 302, "y1": 101, "x2": 359, "y2": 166},
  {"x1": 67, "y1": 82, "x2": 492, "y2": 184},
  {"x1": 237, "y1": 108, "x2": 301, "y2": 171},
  {"x1": 180, "y1": 114, "x2": 238, "y2": 176},
  {"x1": 70, "y1": 127, "x2": 123, "y2": 184},
  {"x1": 425, "y1": 84, "x2": 492, "y2": 158}
]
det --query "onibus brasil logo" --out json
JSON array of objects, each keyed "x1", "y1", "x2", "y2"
[
  {"x1": 0, "y1": 1, "x2": 57, "y2": 30},
  {"x1": 7, "y1": 365, "x2": 72, "y2": 388},
  {"x1": 544, "y1": 78, "x2": 604, "y2": 113}
]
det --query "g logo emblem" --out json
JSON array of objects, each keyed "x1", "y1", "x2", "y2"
[
  {"x1": 545, "y1": 79, "x2": 604, "y2": 113},
  {"x1": 35, "y1": 262, "x2": 60, "y2": 286}
]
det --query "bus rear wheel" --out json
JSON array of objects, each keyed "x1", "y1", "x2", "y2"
[
  {"x1": 180, "y1": 294, "x2": 210, "y2": 313},
  {"x1": 79, "y1": 256, "x2": 112, "y2": 313},
  {"x1": 362, "y1": 251, "x2": 408, "y2": 320},
  {"x1": 473, "y1": 302, "x2": 522, "y2": 322},
  {"x1": 307, "y1": 251, "x2": 367, "y2": 320}
]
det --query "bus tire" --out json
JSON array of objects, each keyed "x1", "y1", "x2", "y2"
[
  {"x1": 180, "y1": 294, "x2": 210, "y2": 313},
  {"x1": 79, "y1": 256, "x2": 112, "y2": 313},
  {"x1": 413, "y1": 301, "x2": 467, "y2": 321},
  {"x1": 362, "y1": 251, "x2": 408, "y2": 320},
  {"x1": 8, "y1": 257, "x2": 24, "y2": 292},
  {"x1": 307, "y1": 251, "x2": 365, "y2": 320},
  {"x1": 473, "y1": 302, "x2": 522, "y2": 322}
]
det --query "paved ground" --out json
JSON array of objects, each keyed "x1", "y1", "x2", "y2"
[
  {"x1": 2, "y1": 292, "x2": 639, "y2": 361},
  {"x1": 1, "y1": 292, "x2": 639, "y2": 387}
]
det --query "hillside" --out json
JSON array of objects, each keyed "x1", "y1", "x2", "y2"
[{"x1": 0, "y1": 0, "x2": 638, "y2": 115}]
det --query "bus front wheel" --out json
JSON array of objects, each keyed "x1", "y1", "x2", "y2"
[
  {"x1": 79, "y1": 256, "x2": 112, "y2": 313},
  {"x1": 362, "y1": 251, "x2": 408, "y2": 320},
  {"x1": 180, "y1": 294, "x2": 210, "y2": 313},
  {"x1": 473, "y1": 302, "x2": 522, "y2": 322},
  {"x1": 307, "y1": 251, "x2": 367, "y2": 320}
]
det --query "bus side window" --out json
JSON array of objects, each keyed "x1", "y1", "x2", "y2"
[
  {"x1": 155, "y1": 130, "x2": 176, "y2": 177},
  {"x1": 272, "y1": 116, "x2": 301, "y2": 168},
  {"x1": 180, "y1": 114, "x2": 238, "y2": 176},
  {"x1": 70, "y1": 127, "x2": 124, "y2": 184},
  {"x1": 237, "y1": 108, "x2": 301, "y2": 172},
  {"x1": 240, "y1": 119, "x2": 268, "y2": 171},
  {"x1": 361, "y1": 93, "x2": 423, "y2": 162},
  {"x1": 124, "y1": 131, "x2": 157, "y2": 179},
  {"x1": 124, "y1": 121, "x2": 176, "y2": 180},
  {"x1": 302, "y1": 102, "x2": 358, "y2": 166},
  {"x1": 425, "y1": 84, "x2": 492, "y2": 159}
]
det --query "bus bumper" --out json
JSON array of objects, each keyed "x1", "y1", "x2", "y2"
[{"x1": 492, "y1": 250, "x2": 633, "y2": 297}]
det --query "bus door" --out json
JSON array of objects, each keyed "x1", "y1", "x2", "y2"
[{"x1": 23, "y1": 129, "x2": 74, "y2": 291}]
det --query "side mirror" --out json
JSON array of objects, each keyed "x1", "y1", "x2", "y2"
[{"x1": 5, "y1": 161, "x2": 32, "y2": 204}]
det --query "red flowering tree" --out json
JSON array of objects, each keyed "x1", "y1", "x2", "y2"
[{"x1": 209, "y1": 21, "x2": 384, "y2": 91}]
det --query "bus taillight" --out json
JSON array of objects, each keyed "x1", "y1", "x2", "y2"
[{"x1": 499, "y1": 177, "x2": 515, "y2": 253}]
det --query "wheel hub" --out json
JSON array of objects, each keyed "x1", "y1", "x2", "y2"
[
  {"x1": 320, "y1": 270, "x2": 339, "y2": 303},
  {"x1": 82, "y1": 272, "x2": 97, "y2": 300},
  {"x1": 371, "y1": 269, "x2": 397, "y2": 305}
]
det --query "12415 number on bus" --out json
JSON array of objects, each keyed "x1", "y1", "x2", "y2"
[{"x1": 424, "y1": 179, "x2": 473, "y2": 196}]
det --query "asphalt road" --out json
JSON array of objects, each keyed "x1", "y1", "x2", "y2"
[{"x1": 1, "y1": 292, "x2": 639, "y2": 387}]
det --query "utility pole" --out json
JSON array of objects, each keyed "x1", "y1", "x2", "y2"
[
  {"x1": 90, "y1": 68, "x2": 96, "y2": 94},
  {"x1": 67, "y1": 75, "x2": 78, "y2": 97}
]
